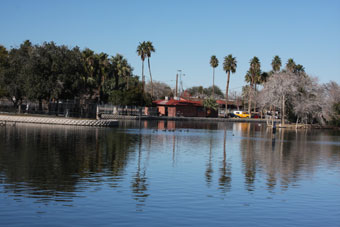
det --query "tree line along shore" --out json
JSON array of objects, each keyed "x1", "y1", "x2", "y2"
[{"x1": 0, "y1": 40, "x2": 339, "y2": 127}]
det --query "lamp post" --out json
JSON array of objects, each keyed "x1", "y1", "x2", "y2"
[{"x1": 176, "y1": 70, "x2": 182, "y2": 98}]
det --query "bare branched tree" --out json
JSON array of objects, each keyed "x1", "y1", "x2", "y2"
[
  {"x1": 321, "y1": 81, "x2": 340, "y2": 125},
  {"x1": 145, "y1": 81, "x2": 172, "y2": 100}
]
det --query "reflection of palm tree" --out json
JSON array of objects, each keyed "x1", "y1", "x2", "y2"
[
  {"x1": 131, "y1": 133, "x2": 149, "y2": 210},
  {"x1": 219, "y1": 127, "x2": 231, "y2": 193},
  {"x1": 172, "y1": 134, "x2": 176, "y2": 166},
  {"x1": 205, "y1": 136, "x2": 213, "y2": 187},
  {"x1": 244, "y1": 124, "x2": 256, "y2": 192}
]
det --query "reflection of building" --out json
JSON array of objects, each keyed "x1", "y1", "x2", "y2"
[{"x1": 153, "y1": 98, "x2": 217, "y2": 117}]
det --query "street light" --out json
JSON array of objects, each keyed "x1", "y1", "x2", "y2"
[{"x1": 175, "y1": 70, "x2": 182, "y2": 98}]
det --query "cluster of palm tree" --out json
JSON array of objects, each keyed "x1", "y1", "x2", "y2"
[
  {"x1": 209, "y1": 54, "x2": 237, "y2": 107},
  {"x1": 136, "y1": 41, "x2": 155, "y2": 97},
  {"x1": 244, "y1": 55, "x2": 307, "y2": 114},
  {"x1": 208, "y1": 54, "x2": 310, "y2": 117}
]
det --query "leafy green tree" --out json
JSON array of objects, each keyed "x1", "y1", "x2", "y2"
[
  {"x1": 1, "y1": 40, "x2": 32, "y2": 111},
  {"x1": 144, "y1": 41, "x2": 155, "y2": 98},
  {"x1": 0, "y1": 45, "x2": 7, "y2": 66},
  {"x1": 187, "y1": 85, "x2": 223, "y2": 98},
  {"x1": 26, "y1": 42, "x2": 60, "y2": 110},
  {"x1": 210, "y1": 55, "x2": 219, "y2": 97},
  {"x1": 223, "y1": 54, "x2": 237, "y2": 110},
  {"x1": 205, "y1": 85, "x2": 223, "y2": 98},
  {"x1": 0, "y1": 45, "x2": 9, "y2": 98},
  {"x1": 106, "y1": 76, "x2": 151, "y2": 106},
  {"x1": 52, "y1": 46, "x2": 84, "y2": 101},
  {"x1": 271, "y1": 55, "x2": 281, "y2": 72},
  {"x1": 203, "y1": 97, "x2": 218, "y2": 111}
]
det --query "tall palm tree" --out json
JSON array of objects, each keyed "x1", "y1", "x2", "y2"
[
  {"x1": 144, "y1": 41, "x2": 155, "y2": 98},
  {"x1": 248, "y1": 56, "x2": 261, "y2": 115},
  {"x1": 271, "y1": 55, "x2": 281, "y2": 72},
  {"x1": 223, "y1": 54, "x2": 237, "y2": 113},
  {"x1": 136, "y1": 42, "x2": 147, "y2": 90},
  {"x1": 81, "y1": 48, "x2": 96, "y2": 95},
  {"x1": 286, "y1": 58, "x2": 296, "y2": 72},
  {"x1": 210, "y1": 55, "x2": 219, "y2": 97},
  {"x1": 97, "y1": 53, "x2": 109, "y2": 103}
]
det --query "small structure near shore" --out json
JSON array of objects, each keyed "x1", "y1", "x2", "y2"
[{"x1": 153, "y1": 98, "x2": 218, "y2": 118}]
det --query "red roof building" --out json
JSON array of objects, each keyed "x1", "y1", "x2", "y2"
[{"x1": 153, "y1": 98, "x2": 217, "y2": 117}]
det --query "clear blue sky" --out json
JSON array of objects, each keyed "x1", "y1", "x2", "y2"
[{"x1": 1, "y1": 0, "x2": 339, "y2": 93}]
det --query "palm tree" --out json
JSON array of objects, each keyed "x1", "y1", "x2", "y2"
[
  {"x1": 110, "y1": 54, "x2": 133, "y2": 90},
  {"x1": 97, "y1": 53, "x2": 109, "y2": 103},
  {"x1": 248, "y1": 56, "x2": 261, "y2": 115},
  {"x1": 136, "y1": 42, "x2": 147, "y2": 90},
  {"x1": 295, "y1": 64, "x2": 305, "y2": 75},
  {"x1": 223, "y1": 54, "x2": 237, "y2": 113},
  {"x1": 286, "y1": 58, "x2": 296, "y2": 72},
  {"x1": 144, "y1": 41, "x2": 155, "y2": 98},
  {"x1": 271, "y1": 55, "x2": 281, "y2": 72},
  {"x1": 210, "y1": 55, "x2": 219, "y2": 97},
  {"x1": 81, "y1": 48, "x2": 97, "y2": 95}
]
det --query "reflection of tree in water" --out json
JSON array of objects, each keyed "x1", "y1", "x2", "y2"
[
  {"x1": 239, "y1": 124, "x2": 340, "y2": 193},
  {"x1": 0, "y1": 125, "x2": 138, "y2": 204},
  {"x1": 240, "y1": 124, "x2": 256, "y2": 192},
  {"x1": 131, "y1": 133, "x2": 149, "y2": 211},
  {"x1": 219, "y1": 127, "x2": 231, "y2": 193},
  {"x1": 205, "y1": 136, "x2": 213, "y2": 187}
]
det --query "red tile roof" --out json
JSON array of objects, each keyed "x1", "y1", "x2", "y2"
[{"x1": 153, "y1": 98, "x2": 202, "y2": 106}]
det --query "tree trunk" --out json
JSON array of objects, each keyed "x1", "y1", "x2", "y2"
[
  {"x1": 281, "y1": 94, "x2": 285, "y2": 125},
  {"x1": 18, "y1": 99, "x2": 22, "y2": 114},
  {"x1": 126, "y1": 76, "x2": 129, "y2": 90},
  {"x1": 115, "y1": 73, "x2": 119, "y2": 90},
  {"x1": 148, "y1": 57, "x2": 153, "y2": 98},
  {"x1": 55, "y1": 99, "x2": 59, "y2": 116},
  {"x1": 38, "y1": 99, "x2": 42, "y2": 113},
  {"x1": 248, "y1": 85, "x2": 252, "y2": 117},
  {"x1": 212, "y1": 68, "x2": 215, "y2": 97},
  {"x1": 142, "y1": 60, "x2": 145, "y2": 92},
  {"x1": 225, "y1": 71, "x2": 230, "y2": 115},
  {"x1": 98, "y1": 85, "x2": 101, "y2": 104},
  {"x1": 254, "y1": 84, "x2": 257, "y2": 113}
]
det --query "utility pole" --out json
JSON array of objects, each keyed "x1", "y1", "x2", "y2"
[
  {"x1": 175, "y1": 73, "x2": 178, "y2": 97},
  {"x1": 176, "y1": 70, "x2": 181, "y2": 98}
]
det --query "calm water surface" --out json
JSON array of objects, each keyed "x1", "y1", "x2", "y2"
[{"x1": 0, "y1": 121, "x2": 339, "y2": 226}]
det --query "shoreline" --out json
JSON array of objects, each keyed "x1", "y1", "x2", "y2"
[
  {"x1": 0, "y1": 114, "x2": 118, "y2": 127},
  {"x1": 1, "y1": 113, "x2": 337, "y2": 130}
]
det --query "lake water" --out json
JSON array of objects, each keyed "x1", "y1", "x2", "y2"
[{"x1": 0, "y1": 121, "x2": 339, "y2": 227}]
